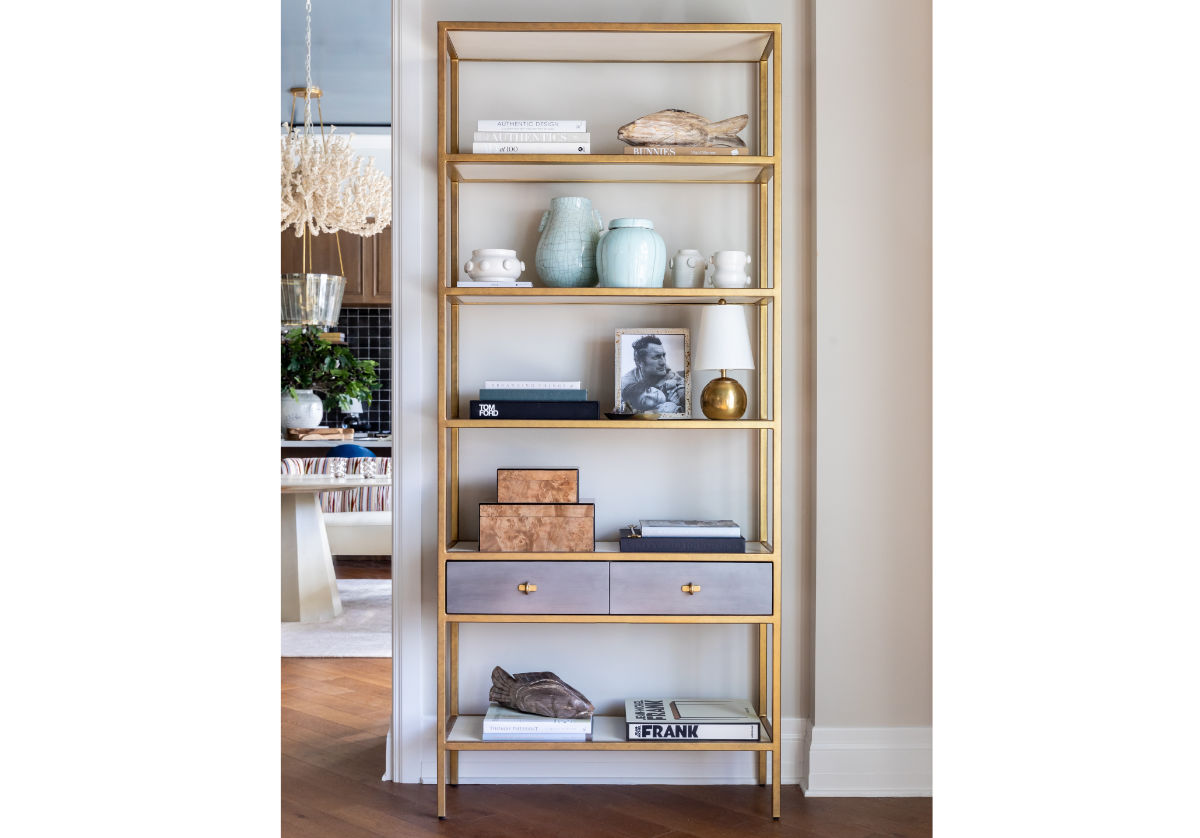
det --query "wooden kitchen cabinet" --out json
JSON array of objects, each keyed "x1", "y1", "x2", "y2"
[{"x1": 280, "y1": 225, "x2": 391, "y2": 306}]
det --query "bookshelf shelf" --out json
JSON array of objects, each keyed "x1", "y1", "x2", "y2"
[
  {"x1": 446, "y1": 155, "x2": 775, "y2": 184},
  {"x1": 436, "y1": 20, "x2": 786, "y2": 820},
  {"x1": 446, "y1": 715, "x2": 774, "y2": 749},
  {"x1": 440, "y1": 419, "x2": 777, "y2": 429},
  {"x1": 444, "y1": 540, "x2": 774, "y2": 558},
  {"x1": 444, "y1": 287, "x2": 777, "y2": 304}
]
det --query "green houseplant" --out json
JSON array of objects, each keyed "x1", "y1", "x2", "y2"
[{"x1": 281, "y1": 327, "x2": 379, "y2": 416}]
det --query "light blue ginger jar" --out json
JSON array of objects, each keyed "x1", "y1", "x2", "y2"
[
  {"x1": 595, "y1": 218, "x2": 667, "y2": 288},
  {"x1": 535, "y1": 196, "x2": 603, "y2": 287}
]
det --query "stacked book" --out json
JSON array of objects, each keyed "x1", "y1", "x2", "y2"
[
  {"x1": 625, "y1": 698, "x2": 761, "y2": 741},
  {"x1": 619, "y1": 519, "x2": 745, "y2": 553},
  {"x1": 482, "y1": 704, "x2": 593, "y2": 742},
  {"x1": 470, "y1": 379, "x2": 599, "y2": 420},
  {"x1": 473, "y1": 119, "x2": 589, "y2": 154}
]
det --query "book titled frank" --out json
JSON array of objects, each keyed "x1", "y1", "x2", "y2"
[
  {"x1": 625, "y1": 698, "x2": 761, "y2": 740},
  {"x1": 638, "y1": 519, "x2": 741, "y2": 538}
]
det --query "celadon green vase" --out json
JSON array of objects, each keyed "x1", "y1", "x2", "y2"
[{"x1": 535, "y1": 196, "x2": 603, "y2": 287}]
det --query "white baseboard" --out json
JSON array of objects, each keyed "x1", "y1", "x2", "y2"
[
  {"x1": 805, "y1": 726, "x2": 931, "y2": 796},
  {"x1": 419, "y1": 716, "x2": 812, "y2": 785}
]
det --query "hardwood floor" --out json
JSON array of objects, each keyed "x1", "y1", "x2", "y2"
[{"x1": 283, "y1": 559, "x2": 931, "y2": 836}]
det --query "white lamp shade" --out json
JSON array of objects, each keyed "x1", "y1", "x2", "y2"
[{"x1": 694, "y1": 303, "x2": 755, "y2": 371}]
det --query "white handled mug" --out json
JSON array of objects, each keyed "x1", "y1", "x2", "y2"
[{"x1": 668, "y1": 249, "x2": 706, "y2": 288}]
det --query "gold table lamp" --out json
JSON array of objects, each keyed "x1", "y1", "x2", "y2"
[{"x1": 694, "y1": 299, "x2": 755, "y2": 420}]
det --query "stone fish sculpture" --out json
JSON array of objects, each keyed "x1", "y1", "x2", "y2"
[
  {"x1": 617, "y1": 109, "x2": 749, "y2": 148},
  {"x1": 489, "y1": 666, "x2": 594, "y2": 718}
]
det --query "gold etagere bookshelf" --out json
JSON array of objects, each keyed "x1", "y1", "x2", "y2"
[{"x1": 436, "y1": 20, "x2": 784, "y2": 819}]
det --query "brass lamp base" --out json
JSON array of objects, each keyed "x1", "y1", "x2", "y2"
[{"x1": 701, "y1": 373, "x2": 747, "y2": 420}]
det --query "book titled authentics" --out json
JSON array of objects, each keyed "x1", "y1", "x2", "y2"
[
  {"x1": 475, "y1": 131, "x2": 591, "y2": 143},
  {"x1": 625, "y1": 698, "x2": 761, "y2": 741}
]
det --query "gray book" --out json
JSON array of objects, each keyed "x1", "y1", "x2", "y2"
[{"x1": 638, "y1": 519, "x2": 741, "y2": 537}]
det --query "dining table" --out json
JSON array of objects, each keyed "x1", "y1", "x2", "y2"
[{"x1": 281, "y1": 473, "x2": 392, "y2": 622}]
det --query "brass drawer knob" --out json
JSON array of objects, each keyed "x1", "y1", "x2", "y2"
[
  {"x1": 517, "y1": 582, "x2": 538, "y2": 594},
  {"x1": 681, "y1": 583, "x2": 701, "y2": 594}
]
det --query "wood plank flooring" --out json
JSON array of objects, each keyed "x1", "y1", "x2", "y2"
[{"x1": 283, "y1": 559, "x2": 931, "y2": 836}]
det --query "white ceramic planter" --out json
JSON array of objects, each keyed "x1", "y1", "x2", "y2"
[
  {"x1": 282, "y1": 389, "x2": 323, "y2": 429},
  {"x1": 463, "y1": 248, "x2": 525, "y2": 280}
]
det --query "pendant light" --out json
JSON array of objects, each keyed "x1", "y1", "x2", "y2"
[{"x1": 280, "y1": 0, "x2": 391, "y2": 330}]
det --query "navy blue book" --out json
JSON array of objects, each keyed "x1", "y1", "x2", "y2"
[
  {"x1": 470, "y1": 400, "x2": 599, "y2": 420},
  {"x1": 618, "y1": 527, "x2": 746, "y2": 553}
]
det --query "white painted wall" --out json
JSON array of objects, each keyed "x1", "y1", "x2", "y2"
[
  {"x1": 393, "y1": 0, "x2": 931, "y2": 789},
  {"x1": 812, "y1": 0, "x2": 932, "y2": 732}
]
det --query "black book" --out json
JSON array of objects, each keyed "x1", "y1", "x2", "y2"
[
  {"x1": 619, "y1": 527, "x2": 747, "y2": 553},
  {"x1": 469, "y1": 400, "x2": 599, "y2": 420}
]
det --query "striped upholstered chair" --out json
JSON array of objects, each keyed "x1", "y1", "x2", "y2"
[{"x1": 280, "y1": 457, "x2": 392, "y2": 555}]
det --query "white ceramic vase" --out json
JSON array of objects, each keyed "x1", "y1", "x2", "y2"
[
  {"x1": 669, "y1": 249, "x2": 706, "y2": 288},
  {"x1": 281, "y1": 389, "x2": 323, "y2": 429},
  {"x1": 463, "y1": 248, "x2": 525, "y2": 281}
]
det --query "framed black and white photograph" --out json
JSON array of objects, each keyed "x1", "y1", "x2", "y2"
[{"x1": 614, "y1": 328, "x2": 691, "y2": 417}]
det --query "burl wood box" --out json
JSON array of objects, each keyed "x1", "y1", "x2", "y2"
[
  {"x1": 479, "y1": 502, "x2": 595, "y2": 552},
  {"x1": 496, "y1": 468, "x2": 579, "y2": 503}
]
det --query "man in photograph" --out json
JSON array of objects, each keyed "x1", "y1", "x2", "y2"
[{"x1": 621, "y1": 334, "x2": 686, "y2": 413}]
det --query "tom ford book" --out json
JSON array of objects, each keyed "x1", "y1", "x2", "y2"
[
  {"x1": 469, "y1": 400, "x2": 599, "y2": 420},
  {"x1": 624, "y1": 698, "x2": 760, "y2": 740}
]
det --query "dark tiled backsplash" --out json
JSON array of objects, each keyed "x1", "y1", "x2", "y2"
[{"x1": 335, "y1": 307, "x2": 391, "y2": 434}]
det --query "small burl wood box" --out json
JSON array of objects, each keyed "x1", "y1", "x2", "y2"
[
  {"x1": 479, "y1": 502, "x2": 595, "y2": 552},
  {"x1": 496, "y1": 468, "x2": 579, "y2": 503}
]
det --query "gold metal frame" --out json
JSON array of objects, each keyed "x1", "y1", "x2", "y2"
[{"x1": 436, "y1": 21, "x2": 785, "y2": 820}]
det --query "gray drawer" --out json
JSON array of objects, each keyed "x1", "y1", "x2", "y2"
[
  {"x1": 609, "y1": 562, "x2": 773, "y2": 615},
  {"x1": 446, "y1": 561, "x2": 609, "y2": 614}
]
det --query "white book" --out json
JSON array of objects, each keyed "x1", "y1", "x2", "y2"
[
  {"x1": 483, "y1": 380, "x2": 582, "y2": 390},
  {"x1": 481, "y1": 732, "x2": 591, "y2": 742},
  {"x1": 456, "y1": 281, "x2": 533, "y2": 287},
  {"x1": 472, "y1": 142, "x2": 590, "y2": 154},
  {"x1": 625, "y1": 698, "x2": 760, "y2": 741},
  {"x1": 474, "y1": 131, "x2": 590, "y2": 143},
  {"x1": 477, "y1": 119, "x2": 586, "y2": 131},
  {"x1": 638, "y1": 519, "x2": 741, "y2": 537},
  {"x1": 482, "y1": 705, "x2": 593, "y2": 733}
]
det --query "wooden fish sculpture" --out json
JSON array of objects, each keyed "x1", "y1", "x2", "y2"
[
  {"x1": 489, "y1": 666, "x2": 594, "y2": 718},
  {"x1": 617, "y1": 109, "x2": 749, "y2": 147}
]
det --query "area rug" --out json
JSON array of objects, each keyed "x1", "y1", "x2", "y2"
[{"x1": 281, "y1": 579, "x2": 391, "y2": 657}]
